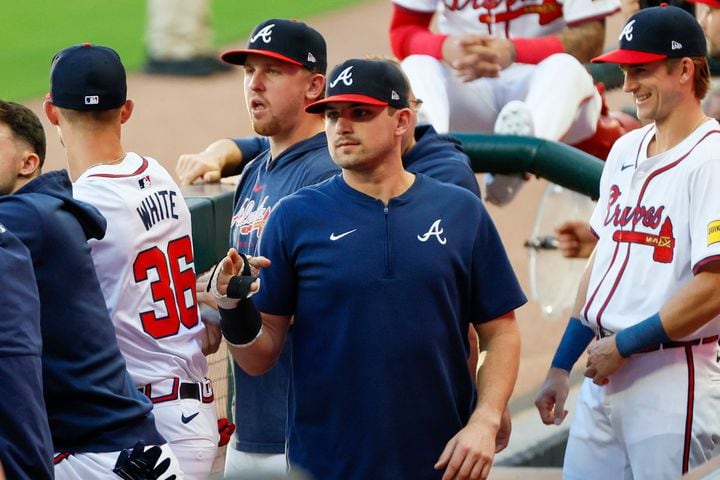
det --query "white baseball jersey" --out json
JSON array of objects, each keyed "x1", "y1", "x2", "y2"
[
  {"x1": 584, "y1": 120, "x2": 720, "y2": 339},
  {"x1": 393, "y1": 0, "x2": 619, "y2": 38},
  {"x1": 74, "y1": 153, "x2": 207, "y2": 386}
]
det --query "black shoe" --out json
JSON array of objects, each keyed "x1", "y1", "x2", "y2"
[{"x1": 143, "y1": 56, "x2": 233, "y2": 76}]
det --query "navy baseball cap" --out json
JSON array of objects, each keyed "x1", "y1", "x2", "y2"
[
  {"x1": 592, "y1": 5, "x2": 706, "y2": 64},
  {"x1": 49, "y1": 43, "x2": 127, "y2": 111},
  {"x1": 305, "y1": 59, "x2": 409, "y2": 113},
  {"x1": 221, "y1": 19, "x2": 327, "y2": 73}
]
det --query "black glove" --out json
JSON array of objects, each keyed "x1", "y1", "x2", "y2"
[{"x1": 113, "y1": 441, "x2": 176, "y2": 480}]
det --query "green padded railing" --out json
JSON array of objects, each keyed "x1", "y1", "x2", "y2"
[
  {"x1": 453, "y1": 133, "x2": 604, "y2": 200},
  {"x1": 183, "y1": 182, "x2": 236, "y2": 274}
]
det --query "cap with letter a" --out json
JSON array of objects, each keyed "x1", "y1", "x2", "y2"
[
  {"x1": 592, "y1": 5, "x2": 706, "y2": 64},
  {"x1": 221, "y1": 18, "x2": 327, "y2": 74},
  {"x1": 304, "y1": 58, "x2": 409, "y2": 113},
  {"x1": 49, "y1": 43, "x2": 127, "y2": 111}
]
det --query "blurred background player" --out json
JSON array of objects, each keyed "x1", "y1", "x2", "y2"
[
  {"x1": 389, "y1": 0, "x2": 620, "y2": 205},
  {"x1": 143, "y1": 0, "x2": 231, "y2": 76},
  {"x1": 0, "y1": 99, "x2": 179, "y2": 479},
  {"x1": 44, "y1": 44, "x2": 218, "y2": 479}
]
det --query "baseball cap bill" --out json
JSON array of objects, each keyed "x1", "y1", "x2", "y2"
[
  {"x1": 49, "y1": 43, "x2": 127, "y2": 111},
  {"x1": 592, "y1": 5, "x2": 707, "y2": 64},
  {"x1": 221, "y1": 19, "x2": 327, "y2": 74},
  {"x1": 687, "y1": 0, "x2": 720, "y2": 7},
  {"x1": 305, "y1": 59, "x2": 409, "y2": 113}
]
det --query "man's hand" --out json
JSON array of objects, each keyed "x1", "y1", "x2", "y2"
[
  {"x1": 535, "y1": 368, "x2": 570, "y2": 426},
  {"x1": 585, "y1": 336, "x2": 625, "y2": 385},
  {"x1": 494, "y1": 407, "x2": 512, "y2": 453},
  {"x1": 176, "y1": 150, "x2": 223, "y2": 185},
  {"x1": 214, "y1": 249, "x2": 270, "y2": 297},
  {"x1": 555, "y1": 221, "x2": 597, "y2": 259},
  {"x1": 442, "y1": 34, "x2": 506, "y2": 81},
  {"x1": 434, "y1": 414, "x2": 498, "y2": 479}
]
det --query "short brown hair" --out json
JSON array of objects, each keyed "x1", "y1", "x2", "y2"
[
  {"x1": 666, "y1": 56, "x2": 711, "y2": 101},
  {"x1": 0, "y1": 100, "x2": 46, "y2": 167}
]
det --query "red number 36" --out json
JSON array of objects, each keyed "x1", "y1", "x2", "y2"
[{"x1": 133, "y1": 236, "x2": 199, "y2": 338}]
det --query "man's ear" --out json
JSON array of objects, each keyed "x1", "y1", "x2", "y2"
[
  {"x1": 119, "y1": 100, "x2": 134, "y2": 124},
  {"x1": 43, "y1": 101, "x2": 59, "y2": 125},
  {"x1": 394, "y1": 108, "x2": 412, "y2": 138},
  {"x1": 18, "y1": 151, "x2": 41, "y2": 178},
  {"x1": 307, "y1": 74, "x2": 326, "y2": 102}
]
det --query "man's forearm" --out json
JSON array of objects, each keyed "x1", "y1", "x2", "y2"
[
  {"x1": 558, "y1": 20, "x2": 606, "y2": 63},
  {"x1": 472, "y1": 315, "x2": 521, "y2": 427}
]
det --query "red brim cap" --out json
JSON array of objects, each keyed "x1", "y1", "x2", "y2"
[
  {"x1": 591, "y1": 48, "x2": 667, "y2": 64},
  {"x1": 305, "y1": 94, "x2": 388, "y2": 113},
  {"x1": 687, "y1": 0, "x2": 720, "y2": 6},
  {"x1": 220, "y1": 48, "x2": 303, "y2": 66}
]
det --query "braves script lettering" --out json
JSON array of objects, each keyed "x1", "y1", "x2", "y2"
[
  {"x1": 443, "y1": 0, "x2": 562, "y2": 26},
  {"x1": 232, "y1": 196, "x2": 272, "y2": 237},
  {"x1": 603, "y1": 185, "x2": 664, "y2": 229}
]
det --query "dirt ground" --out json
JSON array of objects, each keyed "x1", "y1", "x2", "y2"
[{"x1": 24, "y1": 1, "x2": 634, "y2": 475}]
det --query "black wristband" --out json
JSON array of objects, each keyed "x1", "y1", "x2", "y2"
[{"x1": 218, "y1": 297, "x2": 262, "y2": 345}]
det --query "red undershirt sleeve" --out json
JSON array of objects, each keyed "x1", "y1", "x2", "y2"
[{"x1": 389, "y1": 4, "x2": 447, "y2": 60}]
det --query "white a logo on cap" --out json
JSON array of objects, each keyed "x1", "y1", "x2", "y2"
[
  {"x1": 85, "y1": 96, "x2": 99, "y2": 105},
  {"x1": 251, "y1": 24, "x2": 274, "y2": 44},
  {"x1": 671, "y1": 40, "x2": 682, "y2": 50},
  {"x1": 391, "y1": 90, "x2": 400, "y2": 101},
  {"x1": 307, "y1": 52, "x2": 316, "y2": 63},
  {"x1": 330, "y1": 66, "x2": 354, "y2": 88},
  {"x1": 620, "y1": 19, "x2": 635, "y2": 42}
]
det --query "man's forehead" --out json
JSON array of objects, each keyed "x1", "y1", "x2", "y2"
[{"x1": 244, "y1": 53, "x2": 301, "y2": 69}]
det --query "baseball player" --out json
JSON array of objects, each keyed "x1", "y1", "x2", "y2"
[
  {"x1": 390, "y1": 0, "x2": 620, "y2": 205},
  {"x1": 0, "y1": 222, "x2": 52, "y2": 480},
  {"x1": 535, "y1": 6, "x2": 720, "y2": 478},
  {"x1": 0, "y1": 100, "x2": 180, "y2": 479},
  {"x1": 44, "y1": 44, "x2": 218, "y2": 479},
  {"x1": 213, "y1": 57, "x2": 526, "y2": 480}
]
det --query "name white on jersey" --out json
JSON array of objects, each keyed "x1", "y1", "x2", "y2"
[{"x1": 73, "y1": 153, "x2": 207, "y2": 386}]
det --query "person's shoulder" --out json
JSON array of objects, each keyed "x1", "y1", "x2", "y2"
[{"x1": 416, "y1": 173, "x2": 481, "y2": 205}]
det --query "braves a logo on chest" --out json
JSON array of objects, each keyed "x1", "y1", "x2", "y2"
[
  {"x1": 418, "y1": 219, "x2": 447, "y2": 245},
  {"x1": 603, "y1": 184, "x2": 675, "y2": 263},
  {"x1": 231, "y1": 195, "x2": 272, "y2": 237}
]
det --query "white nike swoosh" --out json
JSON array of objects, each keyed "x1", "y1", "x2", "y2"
[{"x1": 330, "y1": 229, "x2": 357, "y2": 241}]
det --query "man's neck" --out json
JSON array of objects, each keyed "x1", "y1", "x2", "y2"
[
  {"x1": 342, "y1": 157, "x2": 415, "y2": 205},
  {"x1": 62, "y1": 128, "x2": 125, "y2": 181},
  {"x1": 268, "y1": 116, "x2": 324, "y2": 159},
  {"x1": 649, "y1": 103, "x2": 707, "y2": 156}
]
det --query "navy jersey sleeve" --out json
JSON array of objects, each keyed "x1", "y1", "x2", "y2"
[
  {"x1": 0, "y1": 226, "x2": 54, "y2": 480},
  {"x1": 231, "y1": 136, "x2": 270, "y2": 175},
  {"x1": 470, "y1": 204, "x2": 527, "y2": 323},
  {"x1": 254, "y1": 200, "x2": 297, "y2": 316}
]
